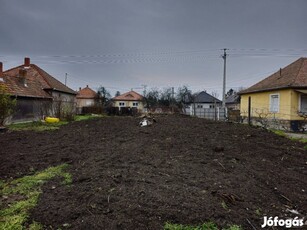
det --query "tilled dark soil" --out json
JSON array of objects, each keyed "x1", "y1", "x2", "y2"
[{"x1": 0, "y1": 116, "x2": 306, "y2": 229}]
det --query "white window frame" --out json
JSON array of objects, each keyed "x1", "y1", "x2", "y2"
[
  {"x1": 119, "y1": 102, "x2": 125, "y2": 107},
  {"x1": 269, "y1": 93, "x2": 280, "y2": 113},
  {"x1": 132, "y1": 102, "x2": 139, "y2": 107},
  {"x1": 299, "y1": 94, "x2": 307, "y2": 112}
]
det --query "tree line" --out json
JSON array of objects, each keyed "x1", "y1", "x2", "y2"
[{"x1": 98, "y1": 85, "x2": 242, "y2": 110}]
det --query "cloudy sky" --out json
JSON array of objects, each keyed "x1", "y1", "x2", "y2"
[{"x1": 1, "y1": 0, "x2": 306, "y2": 98}]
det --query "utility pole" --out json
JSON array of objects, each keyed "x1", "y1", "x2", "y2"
[
  {"x1": 222, "y1": 48, "x2": 228, "y2": 108},
  {"x1": 171, "y1": 87, "x2": 174, "y2": 113},
  {"x1": 65, "y1": 73, "x2": 68, "y2": 86}
]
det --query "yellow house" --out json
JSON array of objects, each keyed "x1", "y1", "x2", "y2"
[
  {"x1": 240, "y1": 57, "x2": 307, "y2": 131},
  {"x1": 112, "y1": 90, "x2": 144, "y2": 112}
]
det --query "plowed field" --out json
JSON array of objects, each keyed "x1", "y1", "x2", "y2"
[{"x1": 1, "y1": 116, "x2": 306, "y2": 229}]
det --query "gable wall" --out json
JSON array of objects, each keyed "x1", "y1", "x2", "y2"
[
  {"x1": 113, "y1": 100, "x2": 144, "y2": 110},
  {"x1": 240, "y1": 89, "x2": 296, "y2": 120}
]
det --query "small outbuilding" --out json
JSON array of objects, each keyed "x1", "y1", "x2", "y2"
[{"x1": 76, "y1": 85, "x2": 101, "y2": 114}]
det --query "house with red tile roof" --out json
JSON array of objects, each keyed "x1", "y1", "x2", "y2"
[
  {"x1": 239, "y1": 57, "x2": 307, "y2": 131},
  {"x1": 112, "y1": 90, "x2": 144, "y2": 113},
  {"x1": 0, "y1": 57, "x2": 77, "y2": 123},
  {"x1": 76, "y1": 85, "x2": 101, "y2": 114}
]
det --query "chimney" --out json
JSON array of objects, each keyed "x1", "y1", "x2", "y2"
[
  {"x1": 79, "y1": 87, "x2": 81, "y2": 91},
  {"x1": 279, "y1": 68, "x2": 282, "y2": 77},
  {"x1": 86, "y1": 85, "x2": 89, "y2": 88},
  {"x1": 24, "y1": 57, "x2": 30, "y2": 68}
]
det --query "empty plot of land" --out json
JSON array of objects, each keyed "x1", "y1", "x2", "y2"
[{"x1": 0, "y1": 116, "x2": 306, "y2": 229}]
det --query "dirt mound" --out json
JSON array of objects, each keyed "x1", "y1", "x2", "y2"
[{"x1": 0, "y1": 116, "x2": 306, "y2": 229}]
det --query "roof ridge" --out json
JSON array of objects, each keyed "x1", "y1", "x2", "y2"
[
  {"x1": 240, "y1": 57, "x2": 307, "y2": 94},
  {"x1": 291, "y1": 58, "x2": 304, "y2": 86},
  {"x1": 130, "y1": 90, "x2": 143, "y2": 96},
  {"x1": 31, "y1": 64, "x2": 53, "y2": 89},
  {"x1": 31, "y1": 64, "x2": 76, "y2": 94},
  {"x1": 113, "y1": 90, "x2": 144, "y2": 101},
  {"x1": 3, "y1": 64, "x2": 24, "y2": 73}
]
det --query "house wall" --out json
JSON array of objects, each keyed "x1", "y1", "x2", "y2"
[
  {"x1": 51, "y1": 91, "x2": 76, "y2": 103},
  {"x1": 51, "y1": 91, "x2": 76, "y2": 117},
  {"x1": 289, "y1": 90, "x2": 303, "y2": 120},
  {"x1": 113, "y1": 100, "x2": 144, "y2": 111},
  {"x1": 240, "y1": 89, "x2": 297, "y2": 120},
  {"x1": 76, "y1": 98, "x2": 96, "y2": 108},
  {"x1": 9, "y1": 97, "x2": 52, "y2": 124}
]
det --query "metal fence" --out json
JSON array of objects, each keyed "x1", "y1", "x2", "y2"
[{"x1": 189, "y1": 107, "x2": 227, "y2": 121}]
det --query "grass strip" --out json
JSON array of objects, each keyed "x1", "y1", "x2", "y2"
[
  {"x1": 164, "y1": 222, "x2": 242, "y2": 230},
  {"x1": 164, "y1": 222, "x2": 241, "y2": 230},
  {"x1": 8, "y1": 114, "x2": 106, "y2": 131},
  {"x1": 0, "y1": 164, "x2": 72, "y2": 230},
  {"x1": 8, "y1": 121, "x2": 68, "y2": 132}
]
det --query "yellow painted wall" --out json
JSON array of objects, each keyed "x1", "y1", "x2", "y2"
[
  {"x1": 240, "y1": 89, "x2": 304, "y2": 120},
  {"x1": 289, "y1": 90, "x2": 302, "y2": 120},
  {"x1": 114, "y1": 100, "x2": 144, "y2": 111}
]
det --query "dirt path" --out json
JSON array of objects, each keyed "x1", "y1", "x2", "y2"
[{"x1": 0, "y1": 116, "x2": 306, "y2": 229}]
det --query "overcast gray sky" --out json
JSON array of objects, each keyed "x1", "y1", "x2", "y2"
[{"x1": 1, "y1": 0, "x2": 306, "y2": 98}]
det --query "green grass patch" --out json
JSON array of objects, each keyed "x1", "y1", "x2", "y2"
[
  {"x1": 9, "y1": 120, "x2": 68, "y2": 132},
  {"x1": 8, "y1": 114, "x2": 107, "y2": 131},
  {"x1": 289, "y1": 136, "x2": 307, "y2": 143},
  {"x1": 0, "y1": 164, "x2": 72, "y2": 230},
  {"x1": 74, "y1": 114, "x2": 106, "y2": 121},
  {"x1": 271, "y1": 129, "x2": 286, "y2": 137},
  {"x1": 164, "y1": 222, "x2": 241, "y2": 230},
  {"x1": 271, "y1": 129, "x2": 307, "y2": 149},
  {"x1": 290, "y1": 137, "x2": 307, "y2": 150}
]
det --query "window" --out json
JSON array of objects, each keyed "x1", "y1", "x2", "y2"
[
  {"x1": 119, "y1": 102, "x2": 125, "y2": 107},
  {"x1": 86, "y1": 100, "x2": 92, "y2": 106},
  {"x1": 300, "y1": 94, "x2": 307, "y2": 112},
  {"x1": 209, "y1": 105, "x2": 215, "y2": 109},
  {"x1": 197, "y1": 105, "x2": 203, "y2": 108},
  {"x1": 270, "y1": 94, "x2": 279, "y2": 113},
  {"x1": 132, "y1": 102, "x2": 138, "y2": 107}
]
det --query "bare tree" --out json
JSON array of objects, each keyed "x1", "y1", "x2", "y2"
[
  {"x1": 97, "y1": 86, "x2": 111, "y2": 106},
  {"x1": 115, "y1": 91, "x2": 121, "y2": 97},
  {"x1": 159, "y1": 87, "x2": 173, "y2": 106},
  {"x1": 176, "y1": 85, "x2": 192, "y2": 113},
  {"x1": 144, "y1": 87, "x2": 160, "y2": 109},
  {"x1": 211, "y1": 90, "x2": 219, "y2": 99},
  {"x1": 253, "y1": 108, "x2": 273, "y2": 129}
]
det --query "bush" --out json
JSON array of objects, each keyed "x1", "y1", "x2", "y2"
[{"x1": 0, "y1": 85, "x2": 16, "y2": 126}]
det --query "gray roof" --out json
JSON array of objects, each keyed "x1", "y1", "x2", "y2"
[
  {"x1": 225, "y1": 94, "x2": 240, "y2": 104},
  {"x1": 191, "y1": 91, "x2": 221, "y2": 103}
]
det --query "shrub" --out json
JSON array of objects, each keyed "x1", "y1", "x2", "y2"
[{"x1": 0, "y1": 85, "x2": 16, "y2": 126}]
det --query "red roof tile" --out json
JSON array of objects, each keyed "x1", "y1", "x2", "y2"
[
  {"x1": 77, "y1": 86, "x2": 98, "y2": 99},
  {"x1": 240, "y1": 57, "x2": 307, "y2": 94},
  {"x1": 1, "y1": 63, "x2": 76, "y2": 98},
  {"x1": 113, "y1": 91, "x2": 144, "y2": 101}
]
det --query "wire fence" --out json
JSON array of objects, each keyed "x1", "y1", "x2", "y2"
[{"x1": 186, "y1": 107, "x2": 227, "y2": 121}]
